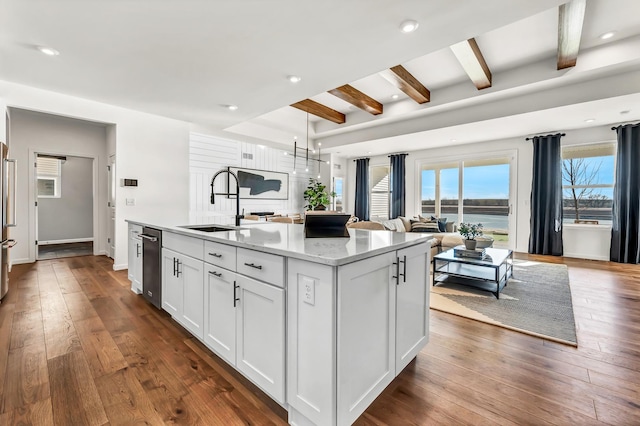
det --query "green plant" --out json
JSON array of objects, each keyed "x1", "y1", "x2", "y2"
[
  {"x1": 303, "y1": 178, "x2": 336, "y2": 210},
  {"x1": 458, "y1": 222, "x2": 483, "y2": 240}
]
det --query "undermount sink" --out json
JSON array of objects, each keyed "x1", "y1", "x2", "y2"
[{"x1": 179, "y1": 224, "x2": 243, "y2": 232}]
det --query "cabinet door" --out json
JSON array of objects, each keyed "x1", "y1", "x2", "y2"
[
  {"x1": 204, "y1": 264, "x2": 237, "y2": 365},
  {"x1": 179, "y1": 255, "x2": 205, "y2": 339},
  {"x1": 396, "y1": 242, "x2": 430, "y2": 372},
  {"x1": 336, "y1": 252, "x2": 396, "y2": 426},
  {"x1": 128, "y1": 225, "x2": 143, "y2": 294},
  {"x1": 236, "y1": 275, "x2": 285, "y2": 403},
  {"x1": 162, "y1": 248, "x2": 182, "y2": 317}
]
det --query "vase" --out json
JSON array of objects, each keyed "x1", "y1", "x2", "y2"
[
  {"x1": 464, "y1": 239, "x2": 477, "y2": 250},
  {"x1": 314, "y1": 205, "x2": 326, "y2": 211}
]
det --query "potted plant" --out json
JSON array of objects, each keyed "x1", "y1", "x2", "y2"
[
  {"x1": 303, "y1": 178, "x2": 336, "y2": 211},
  {"x1": 458, "y1": 222, "x2": 483, "y2": 250}
]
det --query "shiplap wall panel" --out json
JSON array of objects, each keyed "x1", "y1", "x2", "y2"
[{"x1": 189, "y1": 133, "x2": 319, "y2": 223}]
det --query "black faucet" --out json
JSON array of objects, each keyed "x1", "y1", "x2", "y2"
[{"x1": 210, "y1": 169, "x2": 243, "y2": 226}]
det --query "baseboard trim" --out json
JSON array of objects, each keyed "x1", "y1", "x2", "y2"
[
  {"x1": 113, "y1": 263, "x2": 127, "y2": 271},
  {"x1": 38, "y1": 237, "x2": 94, "y2": 246}
]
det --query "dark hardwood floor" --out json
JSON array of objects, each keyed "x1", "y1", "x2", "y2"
[{"x1": 1, "y1": 253, "x2": 639, "y2": 425}]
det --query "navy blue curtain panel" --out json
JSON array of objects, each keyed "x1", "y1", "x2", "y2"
[
  {"x1": 529, "y1": 133, "x2": 564, "y2": 255},
  {"x1": 611, "y1": 123, "x2": 640, "y2": 263},
  {"x1": 389, "y1": 154, "x2": 407, "y2": 219},
  {"x1": 354, "y1": 158, "x2": 370, "y2": 221}
]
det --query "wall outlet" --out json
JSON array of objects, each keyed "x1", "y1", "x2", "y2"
[
  {"x1": 126, "y1": 198, "x2": 135, "y2": 206},
  {"x1": 302, "y1": 277, "x2": 315, "y2": 306}
]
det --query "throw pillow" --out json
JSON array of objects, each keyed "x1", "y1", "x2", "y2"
[
  {"x1": 430, "y1": 216, "x2": 448, "y2": 232},
  {"x1": 410, "y1": 220, "x2": 440, "y2": 233},
  {"x1": 397, "y1": 216, "x2": 412, "y2": 232}
]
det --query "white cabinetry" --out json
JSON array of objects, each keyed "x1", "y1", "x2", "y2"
[
  {"x1": 395, "y1": 243, "x2": 430, "y2": 371},
  {"x1": 287, "y1": 242, "x2": 430, "y2": 426},
  {"x1": 203, "y1": 250, "x2": 285, "y2": 404},
  {"x1": 128, "y1": 224, "x2": 143, "y2": 294},
  {"x1": 161, "y1": 233, "x2": 205, "y2": 340}
]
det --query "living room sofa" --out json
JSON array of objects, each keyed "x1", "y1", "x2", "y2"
[{"x1": 378, "y1": 216, "x2": 464, "y2": 257}]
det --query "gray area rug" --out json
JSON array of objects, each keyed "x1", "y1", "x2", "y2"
[{"x1": 431, "y1": 259, "x2": 577, "y2": 346}]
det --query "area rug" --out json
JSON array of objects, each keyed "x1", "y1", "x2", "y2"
[{"x1": 430, "y1": 260, "x2": 577, "y2": 346}]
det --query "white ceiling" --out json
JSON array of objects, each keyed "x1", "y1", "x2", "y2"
[{"x1": 1, "y1": 0, "x2": 640, "y2": 157}]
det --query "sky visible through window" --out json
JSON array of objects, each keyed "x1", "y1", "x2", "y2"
[{"x1": 422, "y1": 164, "x2": 510, "y2": 199}]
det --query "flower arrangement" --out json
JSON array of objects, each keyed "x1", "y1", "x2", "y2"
[{"x1": 458, "y1": 222, "x2": 483, "y2": 240}]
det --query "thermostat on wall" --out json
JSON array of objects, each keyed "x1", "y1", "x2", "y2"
[{"x1": 121, "y1": 178, "x2": 138, "y2": 187}]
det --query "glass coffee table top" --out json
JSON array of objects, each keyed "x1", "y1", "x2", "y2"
[{"x1": 434, "y1": 247, "x2": 512, "y2": 266}]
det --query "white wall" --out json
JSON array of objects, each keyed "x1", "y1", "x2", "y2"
[
  {"x1": 189, "y1": 133, "x2": 328, "y2": 222},
  {"x1": 345, "y1": 124, "x2": 617, "y2": 257},
  {"x1": 1, "y1": 80, "x2": 190, "y2": 269}
]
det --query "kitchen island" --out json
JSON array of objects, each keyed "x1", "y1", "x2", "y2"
[{"x1": 127, "y1": 220, "x2": 431, "y2": 425}]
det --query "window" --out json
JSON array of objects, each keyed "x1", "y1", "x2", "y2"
[
  {"x1": 332, "y1": 177, "x2": 343, "y2": 212},
  {"x1": 37, "y1": 156, "x2": 62, "y2": 198},
  {"x1": 562, "y1": 143, "x2": 615, "y2": 224},
  {"x1": 421, "y1": 156, "x2": 511, "y2": 247},
  {"x1": 370, "y1": 165, "x2": 390, "y2": 220}
]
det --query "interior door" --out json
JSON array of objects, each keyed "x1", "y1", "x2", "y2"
[{"x1": 107, "y1": 154, "x2": 116, "y2": 258}]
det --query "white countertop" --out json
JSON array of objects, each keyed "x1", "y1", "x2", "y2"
[{"x1": 127, "y1": 219, "x2": 432, "y2": 266}]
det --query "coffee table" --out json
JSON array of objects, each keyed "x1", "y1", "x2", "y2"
[{"x1": 432, "y1": 247, "x2": 513, "y2": 299}]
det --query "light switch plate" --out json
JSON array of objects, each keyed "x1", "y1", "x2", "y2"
[{"x1": 126, "y1": 198, "x2": 135, "y2": 206}]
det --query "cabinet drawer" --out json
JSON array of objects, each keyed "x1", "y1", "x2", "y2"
[
  {"x1": 129, "y1": 224, "x2": 142, "y2": 240},
  {"x1": 237, "y1": 248, "x2": 284, "y2": 288},
  {"x1": 163, "y1": 232, "x2": 204, "y2": 260},
  {"x1": 204, "y1": 240, "x2": 237, "y2": 270}
]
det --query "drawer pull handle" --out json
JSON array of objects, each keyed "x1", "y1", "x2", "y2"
[
  {"x1": 208, "y1": 252, "x2": 222, "y2": 258},
  {"x1": 244, "y1": 262, "x2": 262, "y2": 270},
  {"x1": 208, "y1": 271, "x2": 222, "y2": 277}
]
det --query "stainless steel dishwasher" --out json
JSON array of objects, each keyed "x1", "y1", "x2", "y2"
[{"x1": 139, "y1": 227, "x2": 162, "y2": 309}]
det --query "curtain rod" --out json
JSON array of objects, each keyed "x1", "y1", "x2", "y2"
[
  {"x1": 387, "y1": 153, "x2": 409, "y2": 157},
  {"x1": 352, "y1": 157, "x2": 370, "y2": 162},
  {"x1": 612, "y1": 122, "x2": 640, "y2": 130},
  {"x1": 525, "y1": 133, "x2": 566, "y2": 141}
]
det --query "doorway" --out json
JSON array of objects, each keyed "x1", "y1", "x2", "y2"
[{"x1": 35, "y1": 153, "x2": 94, "y2": 260}]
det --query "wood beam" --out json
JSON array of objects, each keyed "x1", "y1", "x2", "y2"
[
  {"x1": 383, "y1": 65, "x2": 430, "y2": 104},
  {"x1": 557, "y1": 0, "x2": 586, "y2": 70},
  {"x1": 450, "y1": 38, "x2": 492, "y2": 90},
  {"x1": 328, "y1": 85, "x2": 383, "y2": 115},
  {"x1": 290, "y1": 99, "x2": 345, "y2": 124}
]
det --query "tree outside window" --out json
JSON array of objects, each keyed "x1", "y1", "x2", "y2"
[{"x1": 561, "y1": 144, "x2": 615, "y2": 224}]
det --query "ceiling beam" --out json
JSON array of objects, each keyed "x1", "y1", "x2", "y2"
[
  {"x1": 328, "y1": 85, "x2": 383, "y2": 115},
  {"x1": 450, "y1": 38, "x2": 492, "y2": 90},
  {"x1": 291, "y1": 99, "x2": 346, "y2": 124},
  {"x1": 382, "y1": 65, "x2": 430, "y2": 104},
  {"x1": 557, "y1": 0, "x2": 586, "y2": 70}
]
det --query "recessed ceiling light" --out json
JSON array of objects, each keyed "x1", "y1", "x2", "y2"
[
  {"x1": 37, "y1": 46, "x2": 59, "y2": 56},
  {"x1": 391, "y1": 94, "x2": 399, "y2": 100},
  {"x1": 451, "y1": 138, "x2": 457, "y2": 142},
  {"x1": 600, "y1": 31, "x2": 616, "y2": 40},
  {"x1": 287, "y1": 75, "x2": 302, "y2": 83},
  {"x1": 367, "y1": 151, "x2": 372, "y2": 154},
  {"x1": 584, "y1": 118, "x2": 595, "y2": 123},
  {"x1": 400, "y1": 20, "x2": 419, "y2": 33},
  {"x1": 227, "y1": 105, "x2": 238, "y2": 111}
]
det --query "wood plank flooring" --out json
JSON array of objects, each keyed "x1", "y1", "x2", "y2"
[{"x1": 0, "y1": 253, "x2": 639, "y2": 425}]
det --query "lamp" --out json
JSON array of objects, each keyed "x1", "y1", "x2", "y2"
[{"x1": 284, "y1": 112, "x2": 325, "y2": 178}]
